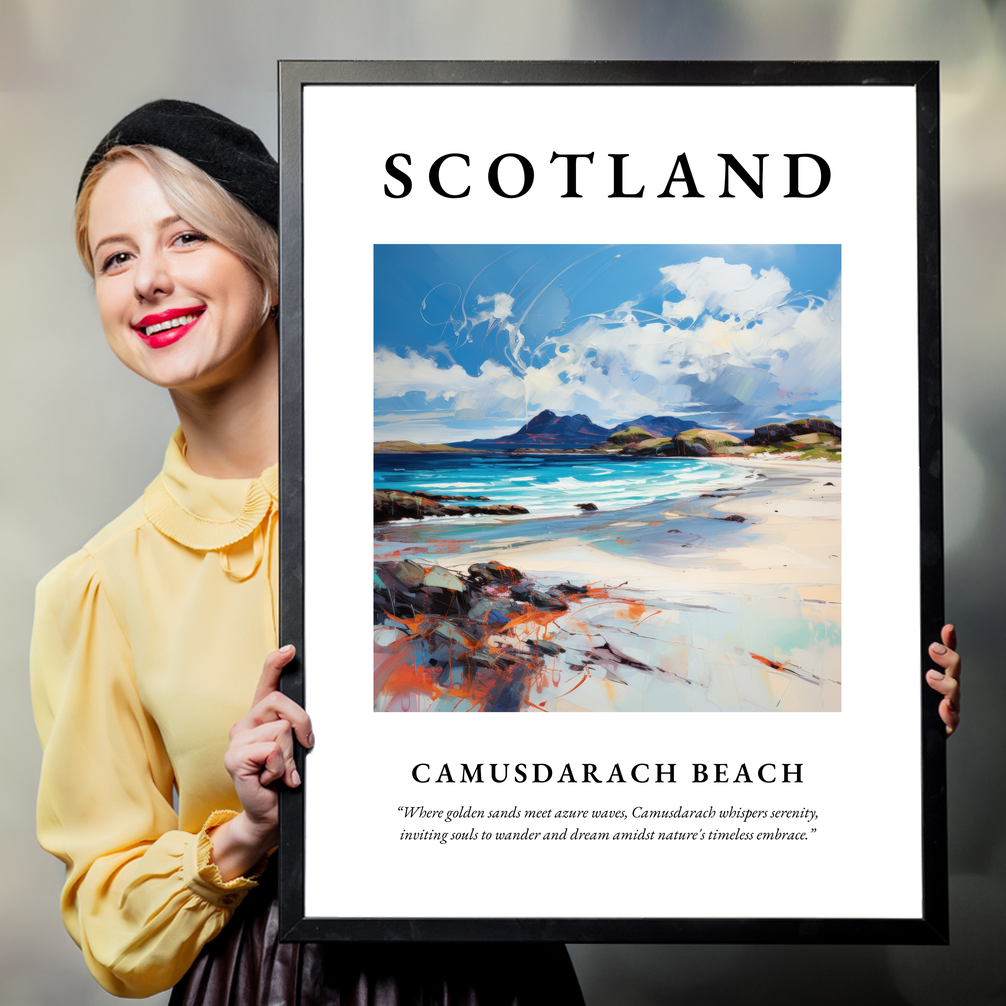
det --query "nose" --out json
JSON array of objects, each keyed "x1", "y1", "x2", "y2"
[{"x1": 133, "y1": 247, "x2": 173, "y2": 303}]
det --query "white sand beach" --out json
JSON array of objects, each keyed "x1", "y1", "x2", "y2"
[
  {"x1": 374, "y1": 458, "x2": 842, "y2": 714},
  {"x1": 455, "y1": 459, "x2": 841, "y2": 597}
]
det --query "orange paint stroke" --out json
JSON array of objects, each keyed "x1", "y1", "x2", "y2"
[
  {"x1": 614, "y1": 600, "x2": 648, "y2": 621},
  {"x1": 561, "y1": 597, "x2": 641, "y2": 621},
  {"x1": 385, "y1": 612, "x2": 428, "y2": 633},
  {"x1": 556, "y1": 673, "x2": 590, "y2": 699},
  {"x1": 750, "y1": 652, "x2": 787, "y2": 671},
  {"x1": 375, "y1": 647, "x2": 440, "y2": 701},
  {"x1": 630, "y1": 608, "x2": 661, "y2": 630}
]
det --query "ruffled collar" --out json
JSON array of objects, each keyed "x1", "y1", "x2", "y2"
[{"x1": 143, "y1": 428, "x2": 278, "y2": 551}]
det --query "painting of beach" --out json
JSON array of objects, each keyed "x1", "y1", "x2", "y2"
[{"x1": 373, "y1": 245, "x2": 841, "y2": 713}]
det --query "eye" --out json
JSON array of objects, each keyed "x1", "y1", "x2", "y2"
[
  {"x1": 100, "y1": 251, "x2": 132, "y2": 274},
  {"x1": 172, "y1": 230, "x2": 208, "y2": 249}
]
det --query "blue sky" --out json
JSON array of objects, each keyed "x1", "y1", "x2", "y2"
[{"x1": 374, "y1": 244, "x2": 841, "y2": 443}]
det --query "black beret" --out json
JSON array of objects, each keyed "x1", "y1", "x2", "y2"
[{"x1": 78, "y1": 99, "x2": 278, "y2": 228}]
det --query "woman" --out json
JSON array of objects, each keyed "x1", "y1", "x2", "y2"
[{"x1": 31, "y1": 100, "x2": 586, "y2": 1003}]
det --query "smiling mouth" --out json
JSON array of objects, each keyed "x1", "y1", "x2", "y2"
[
  {"x1": 142, "y1": 313, "x2": 199, "y2": 337},
  {"x1": 135, "y1": 307, "x2": 206, "y2": 338}
]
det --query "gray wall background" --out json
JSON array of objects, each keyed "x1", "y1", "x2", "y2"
[{"x1": 2, "y1": 2, "x2": 1003, "y2": 1003}]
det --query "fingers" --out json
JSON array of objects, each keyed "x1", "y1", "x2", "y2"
[
  {"x1": 926, "y1": 665, "x2": 960, "y2": 739},
  {"x1": 225, "y1": 739, "x2": 289, "y2": 788},
  {"x1": 248, "y1": 720, "x2": 298, "y2": 788},
  {"x1": 926, "y1": 625, "x2": 961, "y2": 737},
  {"x1": 941, "y1": 623, "x2": 957, "y2": 653},
  {"x1": 244, "y1": 644, "x2": 314, "y2": 750},
  {"x1": 926, "y1": 667, "x2": 959, "y2": 706},
  {"x1": 940, "y1": 697, "x2": 960, "y2": 737},
  {"x1": 252, "y1": 644, "x2": 297, "y2": 706},
  {"x1": 225, "y1": 645, "x2": 313, "y2": 806},
  {"x1": 928, "y1": 634, "x2": 961, "y2": 682},
  {"x1": 924, "y1": 683, "x2": 960, "y2": 736},
  {"x1": 233, "y1": 689, "x2": 314, "y2": 750},
  {"x1": 226, "y1": 720, "x2": 301, "y2": 788},
  {"x1": 221, "y1": 646, "x2": 311, "y2": 835}
]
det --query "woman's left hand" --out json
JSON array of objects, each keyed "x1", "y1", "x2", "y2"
[
  {"x1": 209, "y1": 645, "x2": 313, "y2": 881},
  {"x1": 926, "y1": 624, "x2": 961, "y2": 737}
]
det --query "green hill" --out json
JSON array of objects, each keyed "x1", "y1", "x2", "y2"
[
  {"x1": 607, "y1": 426, "x2": 656, "y2": 445},
  {"x1": 374, "y1": 441, "x2": 471, "y2": 453},
  {"x1": 673, "y1": 429, "x2": 744, "y2": 456}
]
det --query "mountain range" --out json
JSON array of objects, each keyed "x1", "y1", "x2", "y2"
[{"x1": 445, "y1": 410, "x2": 696, "y2": 450}]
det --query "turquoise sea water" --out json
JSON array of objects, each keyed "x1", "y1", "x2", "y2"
[{"x1": 374, "y1": 453, "x2": 756, "y2": 521}]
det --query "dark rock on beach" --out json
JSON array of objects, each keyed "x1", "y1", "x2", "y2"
[
  {"x1": 745, "y1": 417, "x2": 842, "y2": 446},
  {"x1": 468, "y1": 560, "x2": 524, "y2": 585},
  {"x1": 511, "y1": 584, "x2": 568, "y2": 611},
  {"x1": 529, "y1": 639, "x2": 566, "y2": 655},
  {"x1": 374, "y1": 489, "x2": 529, "y2": 523},
  {"x1": 411, "y1": 490, "x2": 491, "y2": 502},
  {"x1": 373, "y1": 558, "x2": 578, "y2": 712}
]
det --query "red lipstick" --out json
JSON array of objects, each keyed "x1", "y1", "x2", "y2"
[{"x1": 132, "y1": 306, "x2": 206, "y2": 349}]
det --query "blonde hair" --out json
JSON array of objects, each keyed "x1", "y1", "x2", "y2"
[{"x1": 75, "y1": 145, "x2": 278, "y2": 322}]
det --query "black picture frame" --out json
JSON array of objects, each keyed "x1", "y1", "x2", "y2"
[{"x1": 277, "y1": 60, "x2": 945, "y2": 944}]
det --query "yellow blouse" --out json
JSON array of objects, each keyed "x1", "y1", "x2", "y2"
[{"x1": 31, "y1": 429, "x2": 279, "y2": 998}]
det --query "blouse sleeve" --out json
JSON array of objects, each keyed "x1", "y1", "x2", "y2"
[{"x1": 31, "y1": 549, "x2": 262, "y2": 998}]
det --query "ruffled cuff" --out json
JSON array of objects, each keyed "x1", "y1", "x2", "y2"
[{"x1": 182, "y1": 810, "x2": 269, "y2": 910}]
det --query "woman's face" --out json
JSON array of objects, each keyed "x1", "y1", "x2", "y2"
[{"x1": 87, "y1": 158, "x2": 270, "y2": 392}]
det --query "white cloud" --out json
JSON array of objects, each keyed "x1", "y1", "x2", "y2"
[
  {"x1": 659, "y1": 257, "x2": 793, "y2": 324},
  {"x1": 374, "y1": 348, "x2": 527, "y2": 416},
  {"x1": 375, "y1": 258, "x2": 841, "y2": 431},
  {"x1": 474, "y1": 292, "x2": 515, "y2": 322}
]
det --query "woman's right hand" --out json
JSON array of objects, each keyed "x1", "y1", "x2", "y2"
[
  {"x1": 209, "y1": 645, "x2": 314, "y2": 881},
  {"x1": 926, "y1": 624, "x2": 961, "y2": 737}
]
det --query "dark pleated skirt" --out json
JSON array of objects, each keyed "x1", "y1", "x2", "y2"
[{"x1": 169, "y1": 869, "x2": 584, "y2": 1006}]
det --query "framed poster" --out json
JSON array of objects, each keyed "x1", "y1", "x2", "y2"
[{"x1": 277, "y1": 61, "x2": 946, "y2": 943}]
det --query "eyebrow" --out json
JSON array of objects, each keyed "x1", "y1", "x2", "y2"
[{"x1": 91, "y1": 215, "x2": 185, "y2": 258}]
